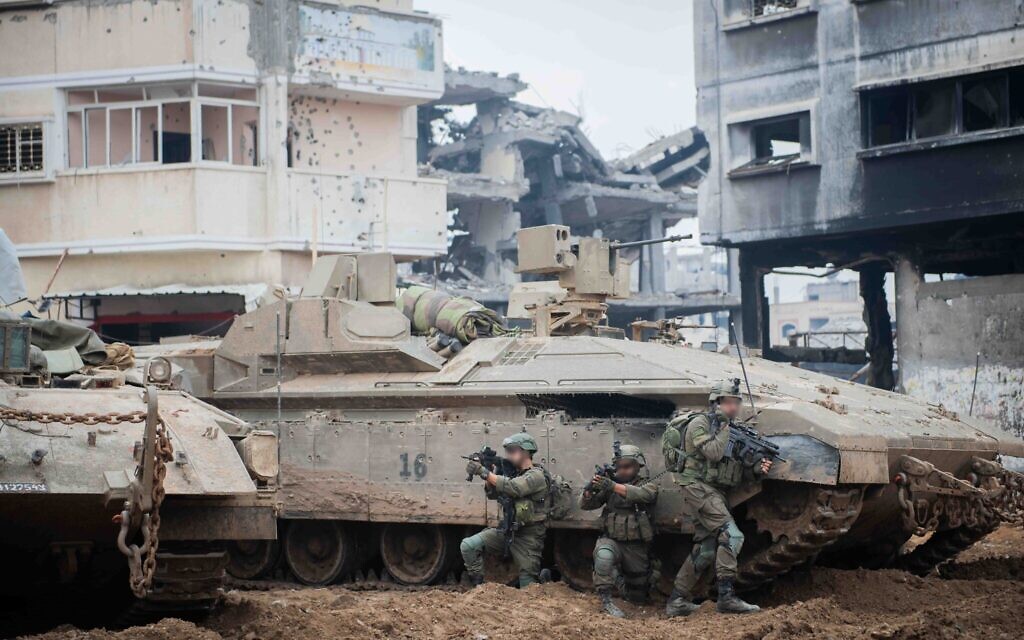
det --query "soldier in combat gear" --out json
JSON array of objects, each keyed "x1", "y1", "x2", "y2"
[
  {"x1": 580, "y1": 444, "x2": 658, "y2": 618},
  {"x1": 662, "y1": 380, "x2": 773, "y2": 616},
  {"x1": 461, "y1": 432, "x2": 550, "y2": 587}
]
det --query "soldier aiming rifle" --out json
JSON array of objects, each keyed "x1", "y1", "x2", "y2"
[
  {"x1": 460, "y1": 433, "x2": 552, "y2": 588},
  {"x1": 661, "y1": 379, "x2": 780, "y2": 616},
  {"x1": 580, "y1": 441, "x2": 659, "y2": 618}
]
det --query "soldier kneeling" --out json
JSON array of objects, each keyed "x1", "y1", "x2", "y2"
[
  {"x1": 580, "y1": 444, "x2": 658, "y2": 618},
  {"x1": 460, "y1": 433, "x2": 550, "y2": 588}
]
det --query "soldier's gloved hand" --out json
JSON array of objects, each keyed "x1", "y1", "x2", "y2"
[
  {"x1": 591, "y1": 475, "x2": 614, "y2": 493},
  {"x1": 466, "y1": 459, "x2": 488, "y2": 479}
]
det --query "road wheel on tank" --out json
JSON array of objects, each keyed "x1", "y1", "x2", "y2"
[
  {"x1": 226, "y1": 539, "x2": 280, "y2": 580},
  {"x1": 283, "y1": 520, "x2": 356, "y2": 586},
  {"x1": 380, "y1": 523, "x2": 458, "y2": 585},
  {"x1": 553, "y1": 529, "x2": 599, "y2": 591}
]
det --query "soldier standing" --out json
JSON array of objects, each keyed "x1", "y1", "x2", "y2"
[
  {"x1": 662, "y1": 380, "x2": 772, "y2": 616},
  {"x1": 580, "y1": 444, "x2": 658, "y2": 618},
  {"x1": 461, "y1": 433, "x2": 550, "y2": 588}
]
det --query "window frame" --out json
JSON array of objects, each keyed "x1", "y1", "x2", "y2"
[
  {"x1": 860, "y1": 67, "x2": 1024, "y2": 157},
  {"x1": 0, "y1": 120, "x2": 52, "y2": 184},
  {"x1": 63, "y1": 81, "x2": 261, "y2": 171},
  {"x1": 727, "y1": 107, "x2": 816, "y2": 178},
  {"x1": 721, "y1": 0, "x2": 817, "y2": 32}
]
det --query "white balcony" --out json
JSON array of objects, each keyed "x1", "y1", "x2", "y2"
[{"x1": 3, "y1": 164, "x2": 447, "y2": 261}]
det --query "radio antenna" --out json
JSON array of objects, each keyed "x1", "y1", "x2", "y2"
[{"x1": 729, "y1": 322, "x2": 757, "y2": 418}]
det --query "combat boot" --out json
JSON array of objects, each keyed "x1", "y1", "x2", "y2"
[
  {"x1": 664, "y1": 588, "x2": 699, "y2": 617},
  {"x1": 467, "y1": 572, "x2": 485, "y2": 587},
  {"x1": 715, "y1": 578, "x2": 759, "y2": 614},
  {"x1": 597, "y1": 587, "x2": 625, "y2": 618}
]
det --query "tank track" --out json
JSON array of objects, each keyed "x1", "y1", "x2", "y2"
[
  {"x1": 895, "y1": 521, "x2": 997, "y2": 576},
  {"x1": 226, "y1": 569, "x2": 470, "y2": 593},
  {"x1": 737, "y1": 486, "x2": 864, "y2": 591}
]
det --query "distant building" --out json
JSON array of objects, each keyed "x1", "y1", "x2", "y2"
[
  {"x1": 0, "y1": 0, "x2": 446, "y2": 342},
  {"x1": 694, "y1": 0, "x2": 1024, "y2": 433}
]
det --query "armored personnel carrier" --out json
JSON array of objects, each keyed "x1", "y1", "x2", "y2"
[
  {"x1": 0, "y1": 319, "x2": 278, "y2": 628},
  {"x1": 142, "y1": 225, "x2": 1024, "y2": 592}
]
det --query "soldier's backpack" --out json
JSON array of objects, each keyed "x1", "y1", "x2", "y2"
[
  {"x1": 661, "y1": 411, "x2": 704, "y2": 472},
  {"x1": 542, "y1": 468, "x2": 574, "y2": 521}
]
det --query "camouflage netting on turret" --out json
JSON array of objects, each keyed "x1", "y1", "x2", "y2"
[{"x1": 397, "y1": 285, "x2": 507, "y2": 344}]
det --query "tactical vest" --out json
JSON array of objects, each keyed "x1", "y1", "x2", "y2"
[
  {"x1": 600, "y1": 481, "x2": 655, "y2": 543},
  {"x1": 663, "y1": 412, "x2": 743, "y2": 488},
  {"x1": 510, "y1": 466, "x2": 551, "y2": 526}
]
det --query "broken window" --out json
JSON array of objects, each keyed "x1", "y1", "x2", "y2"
[
  {"x1": 201, "y1": 104, "x2": 229, "y2": 162},
  {"x1": 863, "y1": 65, "x2": 1024, "y2": 149},
  {"x1": 0, "y1": 123, "x2": 44, "y2": 177},
  {"x1": 866, "y1": 92, "x2": 909, "y2": 146},
  {"x1": 913, "y1": 81, "x2": 955, "y2": 139},
  {"x1": 161, "y1": 102, "x2": 192, "y2": 164},
  {"x1": 1010, "y1": 69, "x2": 1024, "y2": 127},
  {"x1": 962, "y1": 76, "x2": 1007, "y2": 132},
  {"x1": 232, "y1": 105, "x2": 259, "y2": 166},
  {"x1": 64, "y1": 82, "x2": 259, "y2": 169},
  {"x1": 733, "y1": 112, "x2": 810, "y2": 173},
  {"x1": 751, "y1": 0, "x2": 798, "y2": 16}
]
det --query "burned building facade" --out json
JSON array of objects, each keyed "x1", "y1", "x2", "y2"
[
  {"x1": 418, "y1": 69, "x2": 729, "y2": 324},
  {"x1": 695, "y1": 0, "x2": 1024, "y2": 434}
]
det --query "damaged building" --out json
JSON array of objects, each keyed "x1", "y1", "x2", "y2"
[
  {"x1": 0, "y1": 0, "x2": 447, "y2": 342},
  {"x1": 418, "y1": 68, "x2": 733, "y2": 326},
  {"x1": 695, "y1": 0, "x2": 1024, "y2": 435}
]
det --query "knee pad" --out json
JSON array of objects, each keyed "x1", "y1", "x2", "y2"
[
  {"x1": 691, "y1": 538, "x2": 716, "y2": 572},
  {"x1": 717, "y1": 521, "x2": 744, "y2": 555},
  {"x1": 460, "y1": 536, "x2": 481, "y2": 556},
  {"x1": 594, "y1": 546, "x2": 617, "y2": 575}
]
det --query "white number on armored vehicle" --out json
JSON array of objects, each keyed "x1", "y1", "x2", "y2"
[{"x1": 0, "y1": 482, "x2": 48, "y2": 493}]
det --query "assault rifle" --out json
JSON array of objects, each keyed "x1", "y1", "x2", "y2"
[
  {"x1": 462, "y1": 446, "x2": 519, "y2": 558},
  {"x1": 722, "y1": 421, "x2": 785, "y2": 466},
  {"x1": 593, "y1": 440, "x2": 622, "y2": 481}
]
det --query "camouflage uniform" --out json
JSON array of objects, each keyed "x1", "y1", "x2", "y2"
[
  {"x1": 579, "y1": 474, "x2": 658, "y2": 600},
  {"x1": 461, "y1": 433, "x2": 550, "y2": 588},
  {"x1": 460, "y1": 466, "x2": 549, "y2": 587},
  {"x1": 663, "y1": 380, "x2": 761, "y2": 616},
  {"x1": 666, "y1": 411, "x2": 744, "y2": 587}
]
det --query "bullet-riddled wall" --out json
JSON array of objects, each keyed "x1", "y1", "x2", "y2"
[{"x1": 0, "y1": 0, "x2": 446, "y2": 319}]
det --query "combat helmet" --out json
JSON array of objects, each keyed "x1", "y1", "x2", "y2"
[
  {"x1": 502, "y1": 432, "x2": 539, "y2": 453},
  {"x1": 709, "y1": 378, "x2": 742, "y2": 404},
  {"x1": 613, "y1": 444, "x2": 647, "y2": 468}
]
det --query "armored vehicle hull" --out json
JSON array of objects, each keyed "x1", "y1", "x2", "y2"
[
  {"x1": 0, "y1": 383, "x2": 277, "y2": 626},
  {"x1": 144, "y1": 297, "x2": 1024, "y2": 591}
]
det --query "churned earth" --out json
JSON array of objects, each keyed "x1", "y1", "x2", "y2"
[{"x1": 22, "y1": 524, "x2": 1024, "y2": 640}]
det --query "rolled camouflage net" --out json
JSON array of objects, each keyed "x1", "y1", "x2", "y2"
[{"x1": 397, "y1": 285, "x2": 507, "y2": 344}]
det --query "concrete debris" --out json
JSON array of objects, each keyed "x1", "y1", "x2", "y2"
[
  {"x1": 614, "y1": 127, "x2": 711, "y2": 190},
  {"x1": 417, "y1": 68, "x2": 714, "y2": 322}
]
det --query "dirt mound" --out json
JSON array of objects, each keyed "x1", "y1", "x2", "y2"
[
  {"x1": 23, "y1": 619, "x2": 220, "y2": 640},
  {"x1": 18, "y1": 525, "x2": 1024, "y2": 640}
]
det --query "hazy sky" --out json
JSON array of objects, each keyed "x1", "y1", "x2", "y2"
[{"x1": 418, "y1": 0, "x2": 697, "y2": 160}]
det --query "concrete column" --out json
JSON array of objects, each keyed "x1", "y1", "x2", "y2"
[
  {"x1": 859, "y1": 263, "x2": 895, "y2": 390},
  {"x1": 738, "y1": 249, "x2": 764, "y2": 349},
  {"x1": 262, "y1": 73, "x2": 290, "y2": 284}
]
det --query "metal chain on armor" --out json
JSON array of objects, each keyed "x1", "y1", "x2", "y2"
[
  {"x1": 2, "y1": 398, "x2": 174, "y2": 597},
  {"x1": 130, "y1": 418, "x2": 173, "y2": 598},
  {"x1": 0, "y1": 406, "x2": 147, "y2": 426}
]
